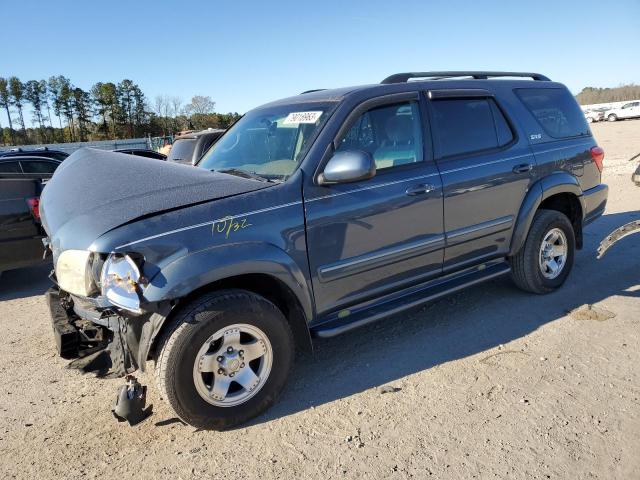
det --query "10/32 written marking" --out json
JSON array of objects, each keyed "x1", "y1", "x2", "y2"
[{"x1": 211, "y1": 217, "x2": 252, "y2": 238}]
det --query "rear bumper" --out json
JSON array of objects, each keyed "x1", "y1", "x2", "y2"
[{"x1": 583, "y1": 183, "x2": 608, "y2": 226}]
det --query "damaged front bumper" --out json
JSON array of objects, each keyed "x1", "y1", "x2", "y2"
[{"x1": 46, "y1": 287, "x2": 171, "y2": 378}]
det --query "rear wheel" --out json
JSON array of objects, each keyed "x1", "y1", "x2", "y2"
[
  {"x1": 509, "y1": 209, "x2": 575, "y2": 294},
  {"x1": 154, "y1": 290, "x2": 294, "y2": 430}
]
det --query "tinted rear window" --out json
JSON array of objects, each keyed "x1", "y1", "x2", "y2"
[
  {"x1": 167, "y1": 138, "x2": 196, "y2": 163},
  {"x1": 516, "y1": 88, "x2": 589, "y2": 139},
  {"x1": 431, "y1": 98, "x2": 514, "y2": 158}
]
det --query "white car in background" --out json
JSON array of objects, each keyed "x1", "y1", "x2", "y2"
[
  {"x1": 584, "y1": 109, "x2": 605, "y2": 123},
  {"x1": 606, "y1": 101, "x2": 640, "y2": 122}
]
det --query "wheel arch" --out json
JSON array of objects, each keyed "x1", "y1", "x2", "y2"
[
  {"x1": 163, "y1": 273, "x2": 314, "y2": 355},
  {"x1": 510, "y1": 173, "x2": 585, "y2": 255},
  {"x1": 140, "y1": 243, "x2": 315, "y2": 365}
]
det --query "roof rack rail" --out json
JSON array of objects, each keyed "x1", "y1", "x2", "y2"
[
  {"x1": 381, "y1": 71, "x2": 551, "y2": 84},
  {"x1": 299, "y1": 88, "x2": 327, "y2": 95}
]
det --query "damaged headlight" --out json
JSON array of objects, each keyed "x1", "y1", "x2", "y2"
[
  {"x1": 100, "y1": 254, "x2": 143, "y2": 313},
  {"x1": 56, "y1": 250, "x2": 96, "y2": 297}
]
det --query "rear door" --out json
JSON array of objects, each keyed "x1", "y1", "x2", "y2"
[
  {"x1": 426, "y1": 89, "x2": 537, "y2": 271},
  {"x1": 304, "y1": 93, "x2": 444, "y2": 316}
]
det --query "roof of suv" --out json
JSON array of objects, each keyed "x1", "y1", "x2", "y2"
[{"x1": 262, "y1": 71, "x2": 561, "y2": 109}]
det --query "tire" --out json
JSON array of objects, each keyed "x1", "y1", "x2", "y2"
[
  {"x1": 509, "y1": 209, "x2": 575, "y2": 294},
  {"x1": 608, "y1": 114, "x2": 618, "y2": 122},
  {"x1": 154, "y1": 289, "x2": 294, "y2": 430},
  {"x1": 586, "y1": 116, "x2": 593, "y2": 123}
]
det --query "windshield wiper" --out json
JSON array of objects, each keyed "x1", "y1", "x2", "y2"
[{"x1": 216, "y1": 168, "x2": 274, "y2": 183}]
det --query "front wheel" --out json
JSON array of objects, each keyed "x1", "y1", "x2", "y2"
[
  {"x1": 607, "y1": 114, "x2": 618, "y2": 122},
  {"x1": 154, "y1": 290, "x2": 294, "y2": 430},
  {"x1": 509, "y1": 210, "x2": 575, "y2": 294}
]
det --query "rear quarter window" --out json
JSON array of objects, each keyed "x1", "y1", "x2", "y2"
[{"x1": 516, "y1": 88, "x2": 589, "y2": 139}]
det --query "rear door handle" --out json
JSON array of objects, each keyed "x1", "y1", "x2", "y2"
[
  {"x1": 405, "y1": 184, "x2": 436, "y2": 196},
  {"x1": 512, "y1": 163, "x2": 533, "y2": 174}
]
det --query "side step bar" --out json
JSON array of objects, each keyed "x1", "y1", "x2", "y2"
[{"x1": 310, "y1": 262, "x2": 510, "y2": 338}]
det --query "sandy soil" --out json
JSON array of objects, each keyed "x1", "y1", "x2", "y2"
[{"x1": 1, "y1": 120, "x2": 639, "y2": 480}]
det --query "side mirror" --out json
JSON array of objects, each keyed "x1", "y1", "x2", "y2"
[{"x1": 318, "y1": 150, "x2": 376, "y2": 185}]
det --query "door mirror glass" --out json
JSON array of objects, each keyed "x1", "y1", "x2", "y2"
[{"x1": 319, "y1": 150, "x2": 376, "y2": 184}]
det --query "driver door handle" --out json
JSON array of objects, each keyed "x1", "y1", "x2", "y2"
[
  {"x1": 405, "y1": 184, "x2": 436, "y2": 196},
  {"x1": 513, "y1": 163, "x2": 533, "y2": 174}
]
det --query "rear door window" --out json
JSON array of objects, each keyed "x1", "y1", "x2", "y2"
[
  {"x1": 20, "y1": 160, "x2": 58, "y2": 174},
  {"x1": 0, "y1": 161, "x2": 21, "y2": 173},
  {"x1": 515, "y1": 88, "x2": 589, "y2": 139},
  {"x1": 430, "y1": 97, "x2": 514, "y2": 158}
]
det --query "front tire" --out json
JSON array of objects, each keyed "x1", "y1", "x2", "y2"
[
  {"x1": 154, "y1": 290, "x2": 294, "y2": 430},
  {"x1": 607, "y1": 114, "x2": 618, "y2": 122},
  {"x1": 509, "y1": 210, "x2": 575, "y2": 294}
]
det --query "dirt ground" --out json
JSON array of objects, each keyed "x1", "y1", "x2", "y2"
[{"x1": 1, "y1": 121, "x2": 639, "y2": 480}]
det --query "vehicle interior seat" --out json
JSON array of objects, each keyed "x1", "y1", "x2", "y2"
[{"x1": 373, "y1": 115, "x2": 417, "y2": 169}]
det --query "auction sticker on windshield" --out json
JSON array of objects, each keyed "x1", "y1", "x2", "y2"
[{"x1": 283, "y1": 111, "x2": 323, "y2": 124}]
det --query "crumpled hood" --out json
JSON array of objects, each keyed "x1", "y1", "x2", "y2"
[{"x1": 41, "y1": 148, "x2": 269, "y2": 250}]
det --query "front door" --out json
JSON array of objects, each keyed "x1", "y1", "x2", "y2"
[{"x1": 304, "y1": 94, "x2": 444, "y2": 317}]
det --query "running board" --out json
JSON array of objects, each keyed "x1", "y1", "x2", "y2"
[{"x1": 310, "y1": 262, "x2": 511, "y2": 338}]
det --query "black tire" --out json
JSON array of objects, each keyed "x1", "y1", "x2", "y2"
[
  {"x1": 154, "y1": 289, "x2": 294, "y2": 430},
  {"x1": 509, "y1": 209, "x2": 575, "y2": 294},
  {"x1": 607, "y1": 114, "x2": 617, "y2": 122}
]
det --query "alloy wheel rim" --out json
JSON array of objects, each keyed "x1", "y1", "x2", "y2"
[
  {"x1": 193, "y1": 323, "x2": 273, "y2": 407},
  {"x1": 538, "y1": 227, "x2": 568, "y2": 280}
]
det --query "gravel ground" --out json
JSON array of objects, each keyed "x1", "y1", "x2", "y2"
[{"x1": 1, "y1": 120, "x2": 639, "y2": 479}]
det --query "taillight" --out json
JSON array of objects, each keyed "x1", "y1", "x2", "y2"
[
  {"x1": 591, "y1": 146, "x2": 604, "y2": 173},
  {"x1": 26, "y1": 197, "x2": 40, "y2": 221}
]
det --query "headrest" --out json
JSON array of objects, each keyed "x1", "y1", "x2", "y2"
[{"x1": 385, "y1": 115, "x2": 413, "y2": 143}]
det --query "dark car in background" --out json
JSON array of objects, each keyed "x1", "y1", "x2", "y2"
[
  {"x1": 0, "y1": 147, "x2": 69, "y2": 161},
  {"x1": 167, "y1": 128, "x2": 225, "y2": 165},
  {"x1": 0, "y1": 155, "x2": 62, "y2": 276}
]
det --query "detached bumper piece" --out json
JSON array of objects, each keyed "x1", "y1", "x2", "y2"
[{"x1": 112, "y1": 375, "x2": 152, "y2": 426}]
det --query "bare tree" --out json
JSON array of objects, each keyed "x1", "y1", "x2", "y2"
[{"x1": 185, "y1": 95, "x2": 216, "y2": 115}]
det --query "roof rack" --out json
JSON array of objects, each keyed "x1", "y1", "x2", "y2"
[{"x1": 381, "y1": 71, "x2": 551, "y2": 84}]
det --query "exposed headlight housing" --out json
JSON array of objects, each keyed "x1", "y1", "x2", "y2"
[
  {"x1": 101, "y1": 254, "x2": 143, "y2": 313},
  {"x1": 56, "y1": 250, "x2": 96, "y2": 297}
]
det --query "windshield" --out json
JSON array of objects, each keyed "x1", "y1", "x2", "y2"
[{"x1": 198, "y1": 102, "x2": 335, "y2": 180}]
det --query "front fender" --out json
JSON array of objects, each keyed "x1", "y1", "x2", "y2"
[
  {"x1": 142, "y1": 241, "x2": 314, "y2": 322},
  {"x1": 509, "y1": 172, "x2": 584, "y2": 256}
]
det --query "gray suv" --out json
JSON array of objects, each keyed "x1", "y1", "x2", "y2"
[{"x1": 41, "y1": 71, "x2": 608, "y2": 429}]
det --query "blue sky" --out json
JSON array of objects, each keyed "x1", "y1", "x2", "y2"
[{"x1": 1, "y1": 0, "x2": 639, "y2": 126}]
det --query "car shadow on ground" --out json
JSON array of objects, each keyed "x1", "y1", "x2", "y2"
[
  {"x1": 249, "y1": 209, "x2": 640, "y2": 427},
  {"x1": 0, "y1": 263, "x2": 52, "y2": 301}
]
